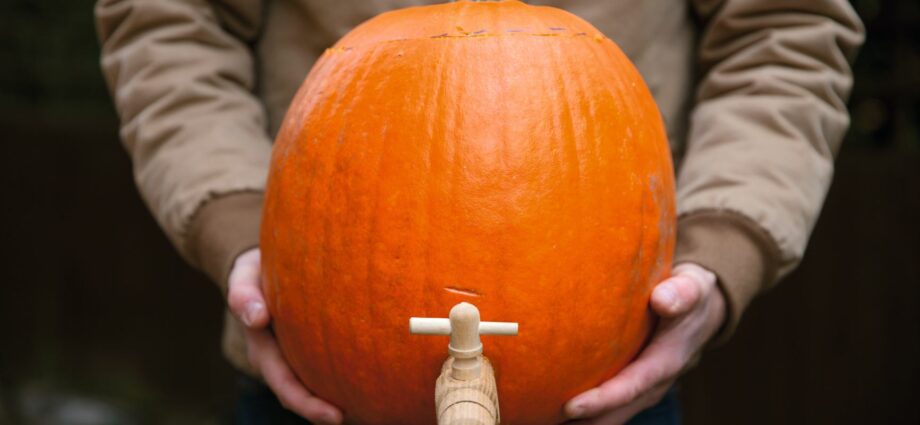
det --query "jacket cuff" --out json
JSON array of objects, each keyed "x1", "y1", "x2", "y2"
[
  {"x1": 673, "y1": 209, "x2": 780, "y2": 344},
  {"x1": 186, "y1": 192, "x2": 264, "y2": 292}
]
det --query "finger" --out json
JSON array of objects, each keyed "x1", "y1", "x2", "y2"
[
  {"x1": 565, "y1": 337, "x2": 685, "y2": 419},
  {"x1": 580, "y1": 384, "x2": 671, "y2": 425},
  {"x1": 672, "y1": 262, "x2": 716, "y2": 287},
  {"x1": 228, "y1": 256, "x2": 270, "y2": 329},
  {"x1": 248, "y1": 329, "x2": 343, "y2": 424},
  {"x1": 650, "y1": 274, "x2": 702, "y2": 318}
]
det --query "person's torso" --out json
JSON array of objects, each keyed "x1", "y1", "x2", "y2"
[{"x1": 255, "y1": 0, "x2": 696, "y2": 154}]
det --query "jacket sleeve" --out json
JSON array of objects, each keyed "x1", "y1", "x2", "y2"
[
  {"x1": 676, "y1": 0, "x2": 864, "y2": 339},
  {"x1": 96, "y1": 0, "x2": 269, "y2": 289}
]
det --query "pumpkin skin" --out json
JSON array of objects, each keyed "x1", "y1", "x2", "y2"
[{"x1": 261, "y1": 1, "x2": 676, "y2": 424}]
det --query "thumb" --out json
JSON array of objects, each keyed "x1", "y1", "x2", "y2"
[
  {"x1": 650, "y1": 264, "x2": 714, "y2": 318},
  {"x1": 227, "y1": 248, "x2": 270, "y2": 328}
]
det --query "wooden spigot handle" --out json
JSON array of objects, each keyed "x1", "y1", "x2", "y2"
[
  {"x1": 409, "y1": 302, "x2": 519, "y2": 380},
  {"x1": 409, "y1": 318, "x2": 519, "y2": 336},
  {"x1": 409, "y1": 303, "x2": 518, "y2": 425}
]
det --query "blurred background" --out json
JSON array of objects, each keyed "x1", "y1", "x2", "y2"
[{"x1": 0, "y1": 0, "x2": 917, "y2": 424}]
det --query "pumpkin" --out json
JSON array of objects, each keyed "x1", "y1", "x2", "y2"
[{"x1": 260, "y1": 1, "x2": 675, "y2": 424}]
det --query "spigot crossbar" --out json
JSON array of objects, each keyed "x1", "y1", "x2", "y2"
[{"x1": 409, "y1": 318, "x2": 519, "y2": 336}]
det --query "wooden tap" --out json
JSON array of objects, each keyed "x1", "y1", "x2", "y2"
[{"x1": 410, "y1": 303, "x2": 518, "y2": 425}]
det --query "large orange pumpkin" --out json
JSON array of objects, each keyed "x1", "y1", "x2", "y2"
[{"x1": 261, "y1": 1, "x2": 675, "y2": 424}]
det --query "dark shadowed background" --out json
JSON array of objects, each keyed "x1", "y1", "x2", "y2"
[{"x1": 0, "y1": 1, "x2": 917, "y2": 424}]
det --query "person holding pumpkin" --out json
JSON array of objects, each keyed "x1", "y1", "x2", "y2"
[{"x1": 95, "y1": 0, "x2": 863, "y2": 424}]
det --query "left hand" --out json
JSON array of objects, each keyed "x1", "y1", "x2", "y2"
[
  {"x1": 564, "y1": 263, "x2": 726, "y2": 424},
  {"x1": 227, "y1": 248, "x2": 343, "y2": 424}
]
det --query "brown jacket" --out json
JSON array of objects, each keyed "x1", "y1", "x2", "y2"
[{"x1": 95, "y1": 0, "x2": 863, "y2": 374}]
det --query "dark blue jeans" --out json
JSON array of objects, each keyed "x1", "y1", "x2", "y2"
[{"x1": 235, "y1": 375, "x2": 681, "y2": 425}]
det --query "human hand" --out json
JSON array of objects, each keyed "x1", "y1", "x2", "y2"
[
  {"x1": 564, "y1": 263, "x2": 726, "y2": 424},
  {"x1": 227, "y1": 248, "x2": 343, "y2": 424}
]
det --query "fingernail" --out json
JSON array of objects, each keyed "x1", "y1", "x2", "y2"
[
  {"x1": 243, "y1": 301, "x2": 264, "y2": 326},
  {"x1": 655, "y1": 283, "x2": 677, "y2": 308},
  {"x1": 322, "y1": 412, "x2": 341, "y2": 424},
  {"x1": 566, "y1": 392, "x2": 593, "y2": 418},
  {"x1": 567, "y1": 401, "x2": 587, "y2": 418}
]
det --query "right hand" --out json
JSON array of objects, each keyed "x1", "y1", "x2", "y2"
[{"x1": 227, "y1": 248, "x2": 343, "y2": 424}]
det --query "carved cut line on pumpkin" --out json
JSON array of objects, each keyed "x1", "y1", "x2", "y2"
[
  {"x1": 443, "y1": 286, "x2": 482, "y2": 297},
  {"x1": 324, "y1": 31, "x2": 606, "y2": 55}
]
